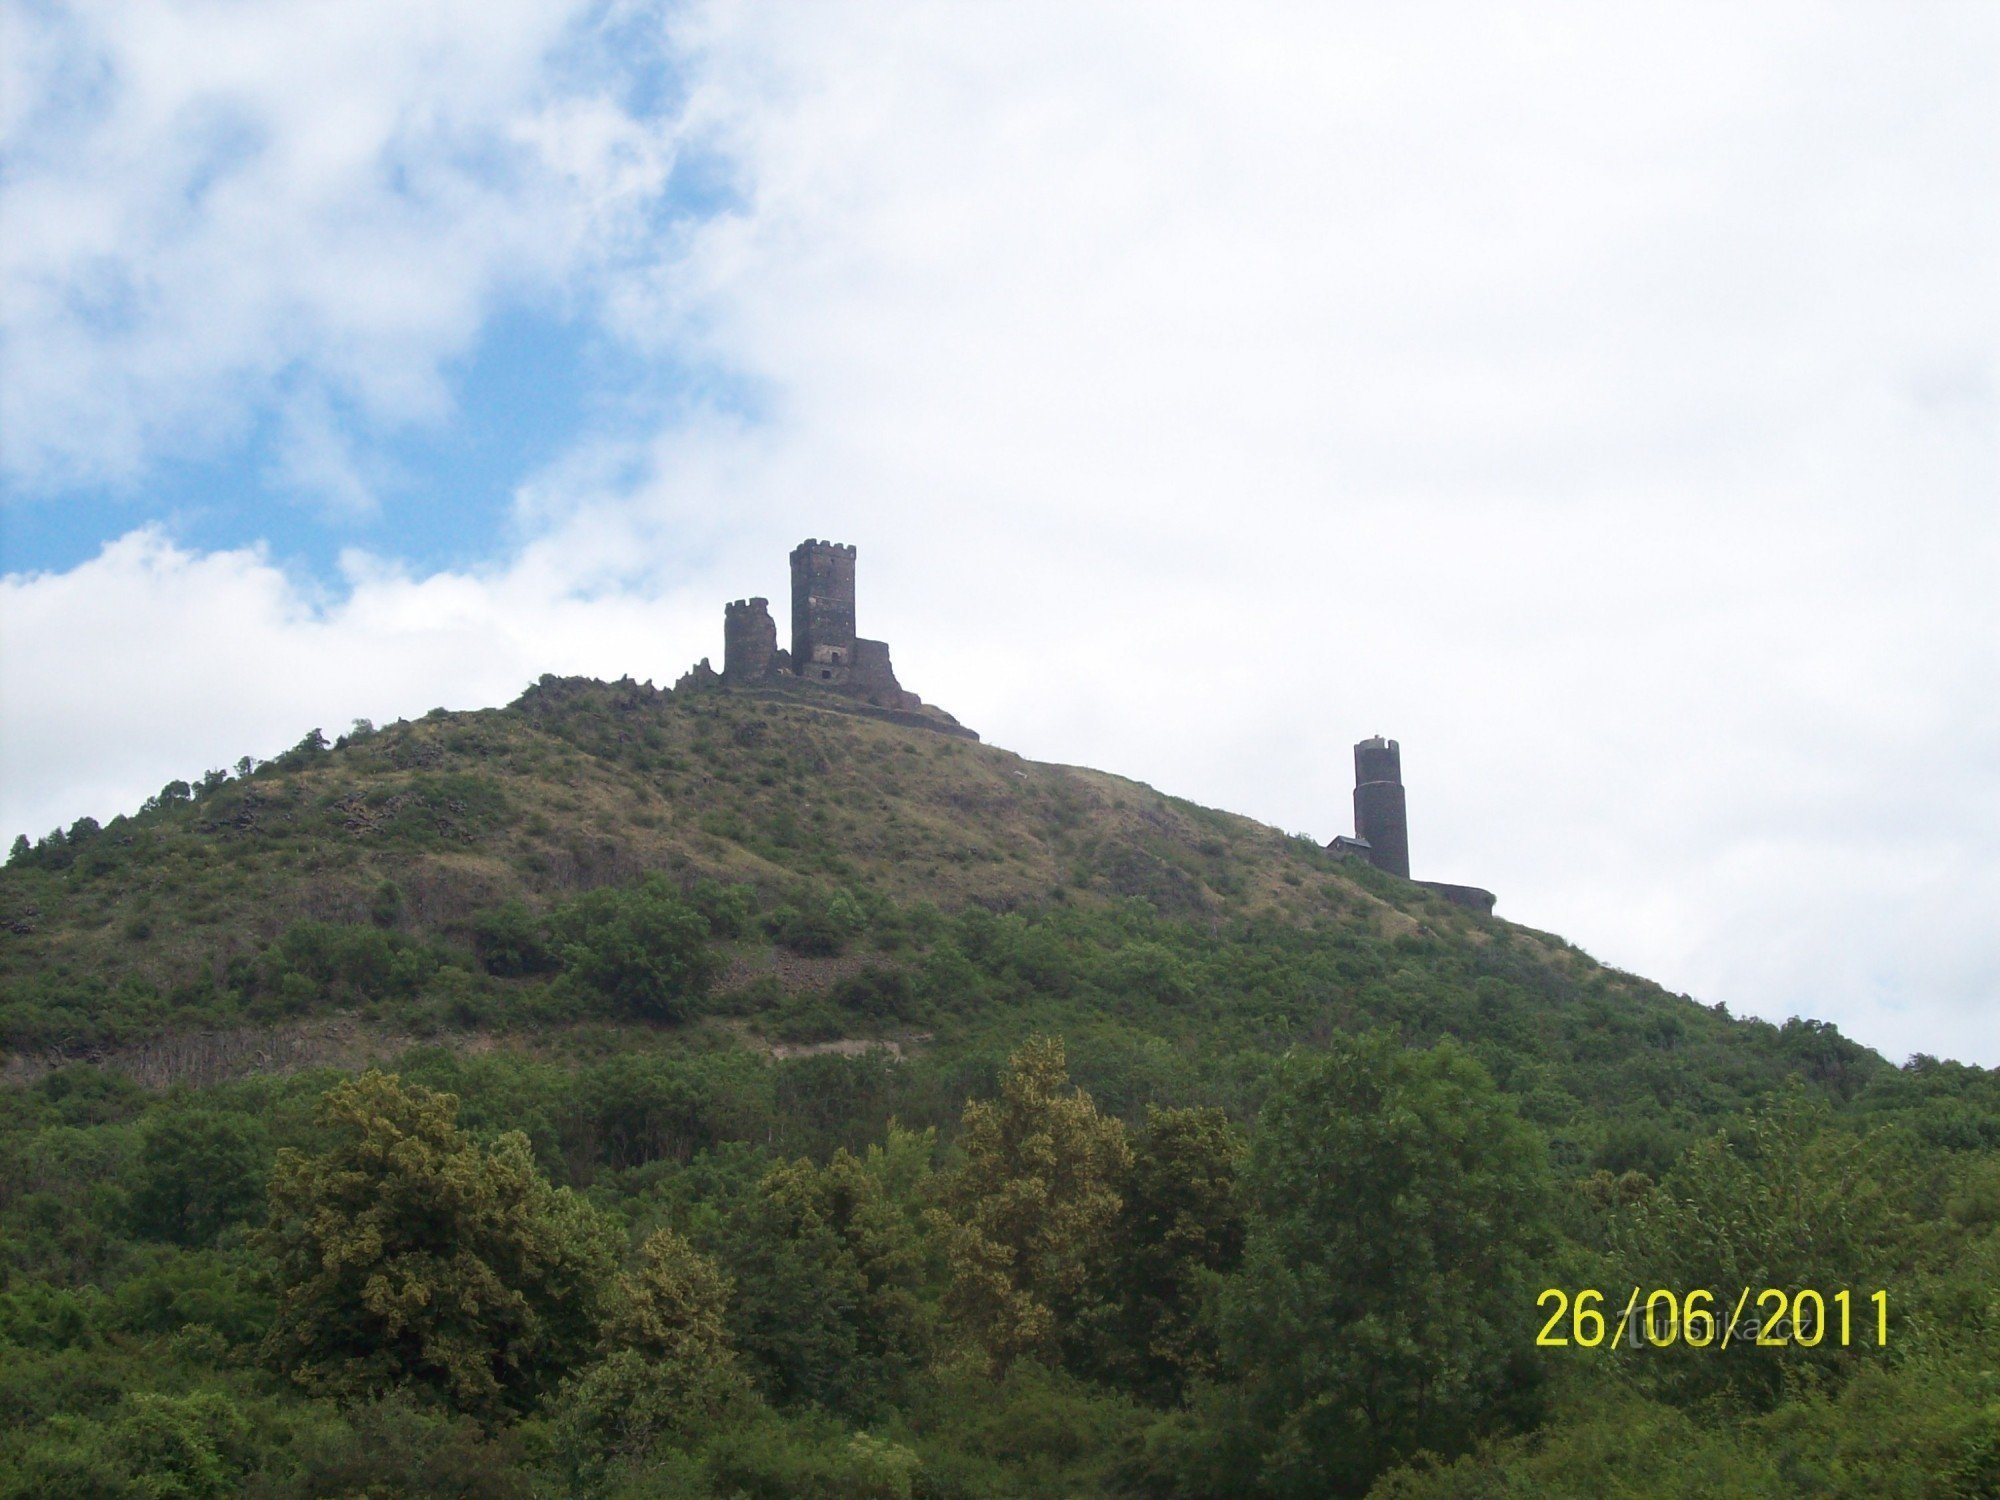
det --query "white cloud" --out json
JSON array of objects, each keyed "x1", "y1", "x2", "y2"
[
  {"x1": 0, "y1": 528, "x2": 709, "y2": 841},
  {"x1": 0, "y1": 0, "x2": 675, "y2": 496},
  {"x1": 3, "y1": 2, "x2": 1997, "y2": 1063}
]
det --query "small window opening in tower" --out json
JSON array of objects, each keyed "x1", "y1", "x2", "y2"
[{"x1": 821, "y1": 670, "x2": 832, "y2": 679}]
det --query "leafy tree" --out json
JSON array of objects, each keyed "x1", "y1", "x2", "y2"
[
  {"x1": 549, "y1": 875, "x2": 718, "y2": 1020},
  {"x1": 1217, "y1": 1033, "x2": 1553, "y2": 1497},
  {"x1": 109, "y1": 1244, "x2": 274, "y2": 1345},
  {"x1": 32, "y1": 825, "x2": 71, "y2": 869},
  {"x1": 1607, "y1": 1087, "x2": 1922, "y2": 1409},
  {"x1": 550, "y1": 1228, "x2": 753, "y2": 1480},
  {"x1": 601, "y1": 1227, "x2": 736, "y2": 1363},
  {"x1": 773, "y1": 1050, "x2": 902, "y2": 1158},
  {"x1": 720, "y1": 1145, "x2": 934, "y2": 1416},
  {"x1": 258, "y1": 1070, "x2": 619, "y2": 1416},
  {"x1": 127, "y1": 1109, "x2": 271, "y2": 1246},
  {"x1": 932, "y1": 1035, "x2": 1132, "y2": 1368},
  {"x1": 575, "y1": 1052, "x2": 754, "y2": 1170},
  {"x1": 257, "y1": 921, "x2": 440, "y2": 1008},
  {"x1": 111, "y1": 1391, "x2": 253, "y2": 1499},
  {"x1": 1089, "y1": 1104, "x2": 1246, "y2": 1404},
  {"x1": 690, "y1": 878, "x2": 757, "y2": 938}
]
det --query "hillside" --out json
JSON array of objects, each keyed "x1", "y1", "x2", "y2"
[
  {"x1": 2, "y1": 676, "x2": 1995, "y2": 1497},
  {"x1": 3, "y1": 675, "x2": 1880, "y2": 1132}
]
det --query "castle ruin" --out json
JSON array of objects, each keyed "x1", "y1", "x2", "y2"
[
  {"x1": 680, "y1": 539, "x2": 975, "y2": 738},
  {"x1": 1328, "y1": 736, "x2": 1495, "y2": 914},
  {"x1": 683, "y1": 543, "x2": 1493, "y2": 902}
]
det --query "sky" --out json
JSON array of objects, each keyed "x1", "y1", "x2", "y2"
[{"x1": 2, "y1": 1, "x2": 1995, "y2": 1066}]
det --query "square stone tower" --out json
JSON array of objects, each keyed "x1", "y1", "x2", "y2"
[{"x1": 790, "y1": 539, "x2": 857, "y2": 682}]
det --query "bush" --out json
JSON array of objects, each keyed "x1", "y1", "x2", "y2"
[
  {"x1": 470, "y1": 901, "x2": 557, "y2": 977},
  {"x1": 257, "y1": 922, "x2": 443, "y2": 1010},
  {"x1": 692, "y1": 879, "x2": 759, "y2": 939},
  {"x1": 246, "y1": 1391, "x2": 530, "y2": 1500},
  {"x1": 109, "y1": 1247, "x2": 275, "y2": 1346},
  {"x1": 829, "y1": 966, "x2": 925, "y2": 1023},
  {"x1": 771, "y1": 890, "x2": 867, "y2": 957},
  {"x1": 4, "y1": 1390, "x2": 254, "y2": 1500},
  {"x1": 367, "y1": 880, "x2": 404, "y2": 928},
  {"x1": 550, "y1": 876, "x2": 719, "y2": 1022}
]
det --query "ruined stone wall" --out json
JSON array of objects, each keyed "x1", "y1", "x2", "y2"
[
  {"x1": 790, "y1": 539, "x2": 857, "y2": 679},
  {"x1": 849, "y1": 638, "x2": 918, "y2": 710},
  {"x1": 1415, "y1": 880, "x2": 1496, "y2": 916},
  {"x1": 722, "y1": 597, "x2": 777, "y2": 681}
]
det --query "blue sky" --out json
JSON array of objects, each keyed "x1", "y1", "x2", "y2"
[
  {"x1": 5, "y1": 303, "x2": 588, "y2": 578},
  {"x1": 2, "y1": 2, "x2": 1996, "y2": 1065},
  {"x1": 1, "y1": 2, "x2": 750, "y2": 582}
]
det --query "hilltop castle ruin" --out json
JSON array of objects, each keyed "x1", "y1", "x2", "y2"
[
  {"x1": 680, "y1": 541, "x2": 1492, "y2": 907},
  {"x1": 678, "y1": 539, "x2": 976, "y2": 738},
  {"x1": 1328, "y1": 736, "x2": 1495, "y2": 913}
]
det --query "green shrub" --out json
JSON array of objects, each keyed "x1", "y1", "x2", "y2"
[
  {"x1": 770, "y1": 890, "x2": 867, "y2": 957},
  {"x1": 3, "y1": 1389, "x2": 255, "y2": 1500},
  {"x1": 257, "y1": 921, "x2": 445, "y2": 1010},
  {"x1": 470, "y1": 901, "x2": 556, "y2": 977},
  {"x1": 550, "y1": 877, "x2": 719, "y2": 1022},
  {"x1": 829, "y1": 966, "x2": 925, "y2": 1024},
  {"x1": 692, "y1": 879, "x2": 758, "y2": 938},
  {"x1": 246, "y1": 1391, "x2": 530, "y2": 1500}
]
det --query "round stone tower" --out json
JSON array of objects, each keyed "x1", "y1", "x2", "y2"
[
  {"x1": 1352, "y1": 736, "x2": 1410, "y2": 879},
  {"x1": 722, "y1": 597, "x2": 777, "y2": 681}
]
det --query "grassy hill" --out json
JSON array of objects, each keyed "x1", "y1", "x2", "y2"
[
  {"x1": 3, "y1": 674, "x2": 1889, "y2": 1143},
  {"x1": 8, "y1": 672, "x2": 1458, "y2": 986}
]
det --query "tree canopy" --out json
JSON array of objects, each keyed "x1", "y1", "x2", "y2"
[
  {"x1": 933, "y1": 1035, "x2": 1133, "y2": 1369},
  {"x1": 1218, "y1": 1033, "x2": 1554, "y2": 1496},
  {"x1": 259, "y1": 1069, "x2": 619, "y2": 1416}
]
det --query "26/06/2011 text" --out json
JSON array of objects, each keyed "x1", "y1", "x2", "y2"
[{"x1": 1535, "y1": 1288, "x2": 1889, "y2": 1350}]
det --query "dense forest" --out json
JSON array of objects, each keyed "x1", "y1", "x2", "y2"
[{"x1": 2, "y1": 679, "x2": 1995, "y2": 1496}]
